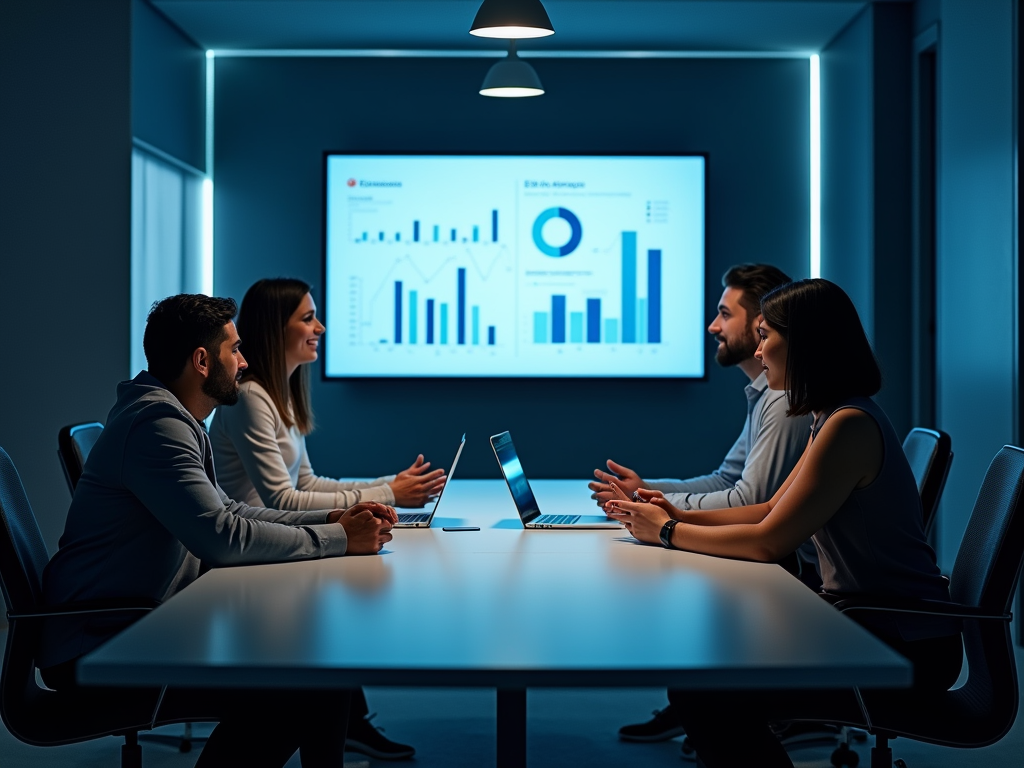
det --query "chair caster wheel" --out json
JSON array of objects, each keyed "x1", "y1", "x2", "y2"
[
  {"x1": 179, "y1": 739, "x2": 192, "y2": 753},
  {"x1": 830, "y1": 744, "x2": 859, "y2": 768},
  {"x1": 681, "y1": 736, "x2": 695, "y2": 756},
  {"x1": 894, "y1": 760, "x2": 908, "y2": 768}
]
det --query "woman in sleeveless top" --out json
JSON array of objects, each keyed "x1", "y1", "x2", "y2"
[{"x1": 607, "y1": 279, "x2": 961, "y2": 768}]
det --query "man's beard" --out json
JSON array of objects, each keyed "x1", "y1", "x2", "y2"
[
  {"x1": 715, "y1": 330, "x2": 759, "y2": 368},
  {"x1": 202, "y1": 353, "x2": 240, "y2": 406}
]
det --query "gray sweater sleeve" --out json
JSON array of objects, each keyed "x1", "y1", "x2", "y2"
[
  {"x1": 221, "y1": 385, "x2": 395, "y2": 510},
  {"x1": 123, "y1": 405, "x2": 348, "y2": 566},
  {"x1": 653, "y1": 394, "x2": 809, "y2": 510}
]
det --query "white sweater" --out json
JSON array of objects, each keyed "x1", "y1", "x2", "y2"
[{"x1": 210, "y1": 380, "x2": 395, "y2": 510}]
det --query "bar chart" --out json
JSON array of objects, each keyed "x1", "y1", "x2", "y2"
[
  {"x1": 325, "y1": 154, "x2": 705, "y2": 377},
  {"x1": 531, "y1": 233, "x2": 661, "y2": 345}
]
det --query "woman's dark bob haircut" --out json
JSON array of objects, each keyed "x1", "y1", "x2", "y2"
[{"x1": 760, "y1": 278, "x2": 881, "y2": 416}]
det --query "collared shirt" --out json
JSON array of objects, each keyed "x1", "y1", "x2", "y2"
[{"x1": 648, "y1": 372, "x2": 811, "y2": 509}]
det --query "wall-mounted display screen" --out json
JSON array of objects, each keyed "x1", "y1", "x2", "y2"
[{"x1": 324, "y1": 154, "x2": 705, "y2": 378}]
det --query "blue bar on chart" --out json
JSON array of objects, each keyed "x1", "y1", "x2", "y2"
[
  {"x1": 361, "y1": 232, "x2": 368, "y2": 241},
  {"x1": 395, "y1": 232, "x2": 401, "y2": 242},
  {"x1": 393, "y1": 281, "x2": 403, "y2": 344},
  {"x1": 472, "y1": 226, "x2": 479, "y2": 242},
  {"x1": 569, "y1": 312, "x2": 584, "y2": 343},
  {"x1": 451, "y1": 228, "x2": 457, "y2": 242},
  {"x1": 409, "y1": 291, "x2": 418, "y2": 344},
  {"x1": 621, "y1": 232, "x2": 637, "y2": 343},
  {"x1": 638, "y1": 299, "x2": 647, "y2": 344},
  {"x1": 648, "y1": 249, "x2": 662, "y2": 343},
  {"x1": 552, "y1": 295, "x2": 566, "y2": 343},
  {"x1": 472, "y1": 306, "x2": 480, "y2": 345},
  {"x1": 457, "y1": 268, "x2": 466, "y2": 344},
  {"x1": 586, "y1": 299, "x2": 601, "y2": 343},
  {"x1": 533, "y1": 312, "x2": 548, "y2": 343},
  {"x1": 379, "y1": 232, "x2": 385, "y2": 242},
  {"x1": 433, "y1": 225, "x2": 439, "y2": 242},
  {"x1": 488, "y1": 326, "x2": 495, "y2": 345},
  {"x1": 440, "y1": 303, "x2": 449, "y2": 344},
  {"x1": 605, "y1": 318, "x2": 619, "y2": 343},
  {"x1": 491, "y1": 210, "x2": 498, "y2": 242},
  {"x1": 413, "y1": 221, "x2": 420, "y2": 242},
  {"x1": 426, "y1": 299, "x2": 435, "y2": 344}
]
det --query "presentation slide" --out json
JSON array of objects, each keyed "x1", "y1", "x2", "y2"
[{"x1": 324, "y1": 154, "x2": 705, "y2": 378}]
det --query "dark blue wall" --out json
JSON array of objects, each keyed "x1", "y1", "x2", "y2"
[
  {"x1": 0, "y1": 0, "x2": 133, "y2": 554},
  {"x1": 132, "y1": 0, "x2": 206, "y2": 171},
  {"x1": 213, "y1": 56, "x2": 810, "y2": 481}
]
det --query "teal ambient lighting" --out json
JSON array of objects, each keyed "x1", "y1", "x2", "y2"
[
  {"x1": 470, "y1": 0, "x2": 554, "y2": 39},
  {"x1": 480, "y1": 41, "x2": 544, "y2": 98},
  {"x1": 810, "y1": 53, "x2": 820, "y2": 279}
]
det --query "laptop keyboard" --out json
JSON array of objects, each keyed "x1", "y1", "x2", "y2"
[
  {"x1": 397, "y1": 513, "x2": 430, "y2": 524},
  {"x1": 535, "y1": 514, "x2": 581, "y2": 525}
]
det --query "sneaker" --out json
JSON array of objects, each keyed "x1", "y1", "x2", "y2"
[
  {"x1": 618, "y1": 705, "x2": 687, "y2": 742},
  {"x1": 346, "y1": 713, "x2": 416, "y2": 760}
]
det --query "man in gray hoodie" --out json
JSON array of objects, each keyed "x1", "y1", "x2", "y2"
[{"x1": 41, "y1": 294, "x2": 393, "y2": 768}]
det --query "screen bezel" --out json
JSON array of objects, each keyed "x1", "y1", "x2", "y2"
[
  {"x1": 489, "y1": 431, "x2": 541, "y2": 525},
  {"x1": 321, "y1": 150, "x2": 708, "y2": 381}
]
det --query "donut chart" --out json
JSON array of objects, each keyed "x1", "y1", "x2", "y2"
[{"x1": 532, "y1": 207, "x2": 583, "y2": 257}]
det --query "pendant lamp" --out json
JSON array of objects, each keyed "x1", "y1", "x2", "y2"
[
  {"x1": 479, "y1": 41, "x2": 544, "y2": 98},
  {"x1": 470, "y1": 0, "x2": 554, "y2": 39}
]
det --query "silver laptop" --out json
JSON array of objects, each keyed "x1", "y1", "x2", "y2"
[
  {"x1": 490, "y1": 431, "x2": 621, "y2": 529},
  {"x1": 394, "y1": 434, "x2": 465, "y2": 528}
]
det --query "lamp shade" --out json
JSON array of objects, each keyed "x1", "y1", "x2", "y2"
[
  {"x1": 479, "y1": 45, "x2": 544, "y2": 98},
  {"x1": 470, "y1": 0, "x2": 554, "y2": 39}
]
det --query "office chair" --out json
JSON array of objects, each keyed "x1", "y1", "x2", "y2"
[
  {"x1": 764, "y1": 427, "x2": 957, "y2": 762},
  {"x1": 55, "y1": 422, "x2": 208, "y2": 754},
  {"x1": 0, "y1": 444, "x2": 202, "y2": 768},
  {"x1": 811, "y1": 443, "x2": 1024, "y2": 768},
  {"x1": 902, "y1": 427, "x2": 953, "y2": 537},
  {"x1": 56, "y1": 422, "x2": 103, "y2": 495}
]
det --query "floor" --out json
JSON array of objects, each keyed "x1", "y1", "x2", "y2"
[{"x1": 1, "y1": 638, "x2": 1021, "y2": 768}]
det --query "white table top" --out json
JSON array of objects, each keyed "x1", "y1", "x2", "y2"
[{"x1": 79, "y1": 480, "x2": 911, "y2": 690}]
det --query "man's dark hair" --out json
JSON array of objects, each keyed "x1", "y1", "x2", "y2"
[
  {"x1": 143, "y1": 294, "x2": 238, "y2": 385},
  {"x1": 722, "y1": 264, "x2": 793, "y2": 319},
  {"x1": 760, "y1": 279, "x2": 882, "y2": 416}
]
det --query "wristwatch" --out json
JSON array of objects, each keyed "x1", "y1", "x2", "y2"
[{"x1": 659, "y1": 519, "x2": 679, "y2": 549}]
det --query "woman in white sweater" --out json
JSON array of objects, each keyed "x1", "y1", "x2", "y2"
[{"x1": 211, "y1": 277, "x2": 444, "y2": 760}]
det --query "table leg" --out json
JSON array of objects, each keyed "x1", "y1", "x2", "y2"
[{"x1": 496, "y1": 687, "x2": 527, "y2": 768}]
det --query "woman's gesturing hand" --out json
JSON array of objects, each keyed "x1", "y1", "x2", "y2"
[
  {"x1": 605, "y1": 483, "x2": 678, "y2": 545},
  {"x1": 389, "y1": 454, "x2": 447, "y2": 508}
]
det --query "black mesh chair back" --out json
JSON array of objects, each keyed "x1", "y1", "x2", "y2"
[
  {"x1": 902, "y1": 427, "x2": 953, "y2": 536},
  {"x1": 855, "y1": 445, "x2": 1024, "y2": 751},
  {"x1": 57, "y1": 422, "x2": 103, "y2": 495},
  {"x1": 0, "y1": 446, "x2": 51, "y2": 613},
  {"x1": 0, "y1": 445, "x2": 161, "y2": 756}
]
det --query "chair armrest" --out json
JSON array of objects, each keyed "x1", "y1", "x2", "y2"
[
  {"x1": 831, "y1": 594, "x2": 1011, "y2": 622},
  {"x1": 7, "y1": 596, "x2": 159, "y2": 621}
]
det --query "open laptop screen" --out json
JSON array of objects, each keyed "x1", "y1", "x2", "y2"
[{"x1": 490, "y1": 431, "x2": 541, "y2": 524}]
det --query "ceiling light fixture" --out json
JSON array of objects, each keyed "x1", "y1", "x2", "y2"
[
  {"x1": 470, "y1": 0, "x2": 555, "y2": 39},
  {"x1": 479, "y1": 41, "x2": 545, "y2": 98}
]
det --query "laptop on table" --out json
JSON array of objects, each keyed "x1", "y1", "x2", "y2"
[
  {"x1": 394, "y1": 434, "x2": 465, "y2": 528},
  {"x1": 489, "y1": 431, "x2": 621, "y2": 529}
]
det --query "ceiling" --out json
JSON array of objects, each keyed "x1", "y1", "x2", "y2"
[{"x1": 150, "y1": 0, "x2": 876, "y2": 54}]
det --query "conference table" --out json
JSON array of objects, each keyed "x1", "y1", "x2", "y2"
[{"x1": 79, "y1": 479, "x2": 911, "y2": 767}]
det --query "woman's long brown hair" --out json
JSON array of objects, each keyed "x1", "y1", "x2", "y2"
[{"x1": 236, "y1": 278, "x2": 315, "y2": 434}]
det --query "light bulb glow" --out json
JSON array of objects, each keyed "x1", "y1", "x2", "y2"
[
  {"x1": 479, "y1": 86, "x2": 545, "y2": 97},
  {"x1": 470, "y1": 26, "x2": 554, "y2": 39}
]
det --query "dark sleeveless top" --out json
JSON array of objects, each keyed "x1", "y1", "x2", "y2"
[{"x1": 811, "y1": 397, "x2": 956, "y2": 641}]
